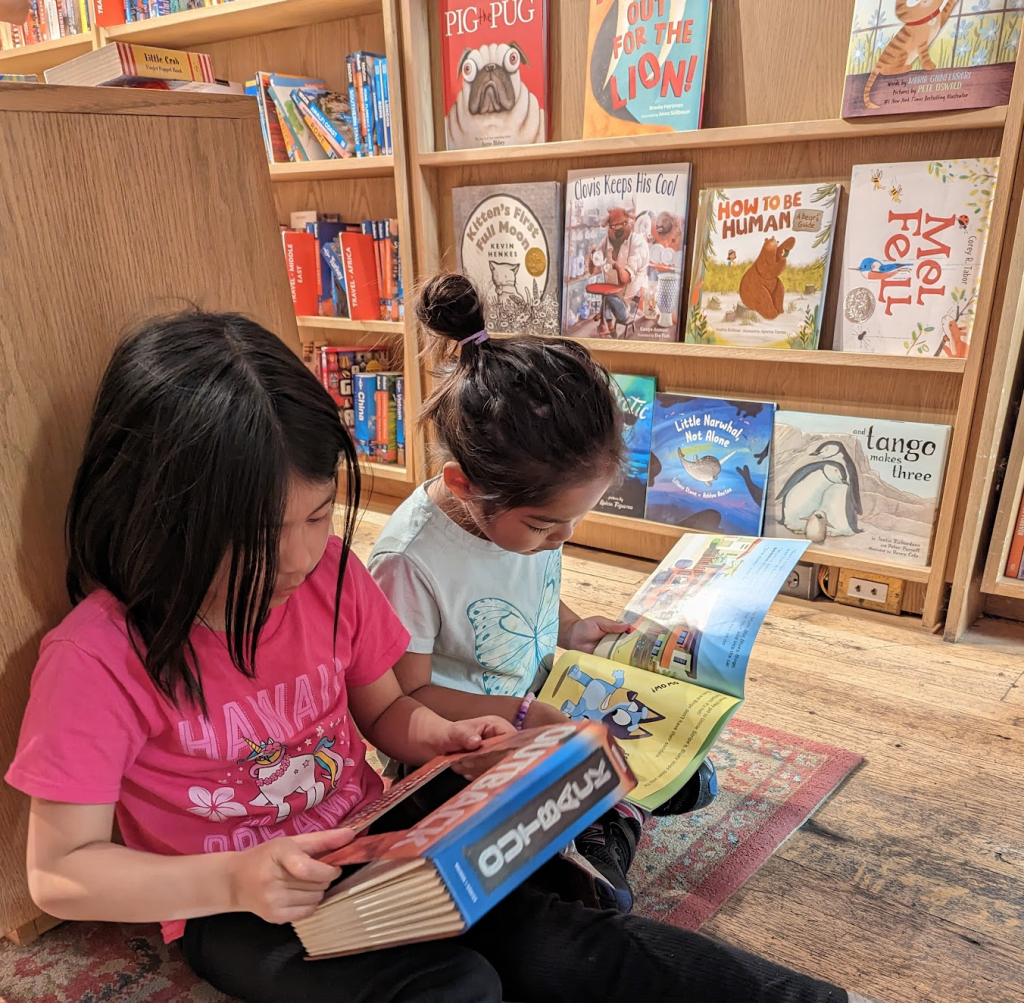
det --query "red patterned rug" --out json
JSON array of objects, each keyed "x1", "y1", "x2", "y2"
[{"x1": 0, "y1": 719, "x2": 861, "y2": 1003}]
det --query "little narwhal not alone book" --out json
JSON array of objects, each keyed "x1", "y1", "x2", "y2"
[
  {"x1": 453, "y1": 181, "x2": 563, "y2": 336},
  {"x1": 685, "y1": 183, "x2": 839, "y2": 349},
  {"x1": 764, "y1": 411, "x2": 952, "y2": 567},
  {"x1": 836, "y1": 158, "x2": 999, "y2": 358}
]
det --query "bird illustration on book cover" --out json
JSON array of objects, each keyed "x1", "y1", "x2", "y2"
[
  {"x1": 583, "y1": 0, "x2": 712, "y2": 139},
  {"x1": 842, "y1": 0, "x2": 1018, "y2": 119},
  {"x1": 836, "y1": 158, "x2": 998, "y2": 357}
]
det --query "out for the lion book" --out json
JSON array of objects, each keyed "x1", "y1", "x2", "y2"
[
  {"x1": 291, "y1": 722, "x2": 632, "y2": 957},
  {"x1": 537, "y1": 533, "x2": 807, "y2": 811},
  {"x1": 686, "y1": 183, "x2": 839, "y2": 349},
  {"x1": 835, "y1": 158, "x2": 999, "y2": 358}
]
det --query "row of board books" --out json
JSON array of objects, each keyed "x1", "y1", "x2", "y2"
[
  {"x1": 292, "y1": 530, "x2": 809, "y2": 957},
  {"x1": 93, "y1": 0, "x2": 237, "y2": 29},
  {"x1": 282, "y1": 210, "x2": 403, "y2": 324},
  {"x1": 0, "y1": 0, "x2": 90, "y2": 50},
  {"x1": 436, "y1": 0, "x2": 1016, "y2": 154},
  {"x1": 600, "y1": 372, "x2": 952, "y2": 568},
  {"x1": 249, "y1": 57, "x2": 392, "y2": 164},
  {"x1": 453, "y1": 156, "x2": 999, "y2": 358}
]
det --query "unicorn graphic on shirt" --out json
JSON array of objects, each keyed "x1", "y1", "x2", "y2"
[{"x1": 239, "y1": 735, "x2": 353, "y2": 823}]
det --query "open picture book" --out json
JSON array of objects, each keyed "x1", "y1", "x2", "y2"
[
  {"x1": 292, "y1": 721, "x2": 634, "y2": 959},
  {"x1": 537, "y1": 533, "x2": 809, "y2": 809}
]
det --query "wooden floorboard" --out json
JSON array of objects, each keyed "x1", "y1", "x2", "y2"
[{"x1": 348, "y1": 506, "x2": 1024, "y2": 1003}]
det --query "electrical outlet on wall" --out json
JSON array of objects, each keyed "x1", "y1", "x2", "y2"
[
  {"x1": 779, "y1": 562, "x2": 821, "y2": 600},
  {"x1": 833, "y1": 568, "x2": 903, "y2": 615}
]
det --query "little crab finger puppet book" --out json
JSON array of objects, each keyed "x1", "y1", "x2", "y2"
[
  {"x1": 536, "y1": 532, "x2": 808, "y2": 810},
  {"x1": 292, "y1": 721, "x2": 633, "y2": 958}
]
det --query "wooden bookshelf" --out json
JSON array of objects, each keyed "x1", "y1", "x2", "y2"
[
  {"x1": 400, "y1": 0, "x2": 1024, "y2": 630},
  {"x1": 296, "y1": 316, "x2": 404, "y2": 336},
  {"x1": 0, "y1": 32, "x2": 93, "y2": 76},
  {"x1": 268, "y1": 154, "x2": 394, "y2": 181}
]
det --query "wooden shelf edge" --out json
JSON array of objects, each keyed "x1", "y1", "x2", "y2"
[
  {"x1": 581, "y1": 511, "x2": 932, "y2": 584},
  {"x1": 0, "y1": 34, "x2": 92, "y2": 75},
  {"x1": 105, "y1": 0, "x2": 382, "y2": 47},
  {"x1": 358, "y1": 462, "x2": 409, "y2": 482},
  {"x1": 296, "y1": 316, "x2": 404, "y2": 336},
  {"x1": 269, "y1": 155, "x2": 394, "y2": 182},
  {"x1": 985, "y1": 576, "x2": 1024, "y2": 599},
  {"x1": 418, "y1": 106, "x2": 1008, "y2": 168}
]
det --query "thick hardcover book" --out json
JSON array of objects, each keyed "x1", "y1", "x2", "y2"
[
  {"x1": 293, "y1": 721, "x2": 634, "y2": 958},
  {"x1": 43, "y1": 42, "x2": 215, "y2": 86}
]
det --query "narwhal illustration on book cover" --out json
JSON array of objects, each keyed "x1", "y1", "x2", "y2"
[{"x1": 644, "y1": 393, "x2": 775, "y2": 535}]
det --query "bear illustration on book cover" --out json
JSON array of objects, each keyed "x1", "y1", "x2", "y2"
[
  {"x1": 439, "y1": 0, "x2": 549, "y2": 150},
  {"x1": 582, "y1": 0, "x2": 712, "y2": 139},
  {"x1": 686, "y1": 183, "x2": 839, "y2": 350},
  {"x1": 453, "y1": 181, "x2": 563, "y2": 336},
  {"x1": 842, "y1": 0, "x2": 1017, "y2": 118}
]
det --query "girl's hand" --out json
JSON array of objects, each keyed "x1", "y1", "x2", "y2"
[
  {"x1": 565, "y1": 615, "x2": 632, "y2": 654},
  {"x1": 440, "y1": 715, "x2": 515, "y2": 754},
  {"x1": 524, "y1": 698, "x2": 567, "y2": 729},
  {"x1": 229, "y1": 827, "x2": 355, "y2": 924}
]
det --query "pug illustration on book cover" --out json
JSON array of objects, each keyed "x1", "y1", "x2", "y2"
[{"x1": 439, "y1": 0, "x2": 549, "y2": 150}]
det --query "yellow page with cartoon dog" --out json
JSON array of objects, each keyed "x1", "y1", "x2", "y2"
[{"x1": 538, "y1": 533, "x2": 808, "y2": 809}]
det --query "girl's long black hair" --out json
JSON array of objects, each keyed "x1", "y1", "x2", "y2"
[{"x1": 66, "y1": 311, "x2": 360, "y2": 710}]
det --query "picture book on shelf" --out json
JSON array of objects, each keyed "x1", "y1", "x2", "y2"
[
  {"x1": 686, "y1": 183, "x2": 840, "y2": 350},
  {"x1": 292, "y1": 721, "x2": 634, "y2": 957},
  {"x1": 835, "y1": 158, "x2": 999, "y2": 358},
  {"x1": 439, "y1": 0, "x2": 549, "y2": 150},
  {"x1": 598, "y1": 374, "x2": 657, "y2": 518},
  {"x1": 536, "y1": 532, "x2": 808, "y2": 809},
  {"x1": 453, "y1": 181, "x2": 563, "y2": 336},
  {"x1": 562, "y1": 164, "x2": 691, "y2": 342},
  {"x1": 842, "y1": 0, "x2": 1017, "y2": 119},
  {"x1": 764, "y1": 411, "x2": 952, "y2": 568},
  {"x1": 645, "y1": 394, "x2": 775, "y2": 535},
  {"x1": 582, "y1": 0, "x2": 712, "y2": 140}
]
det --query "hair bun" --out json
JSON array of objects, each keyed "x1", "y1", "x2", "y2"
[{"x1": 416, "y1": 273, "x2": 487, "y2": 347}]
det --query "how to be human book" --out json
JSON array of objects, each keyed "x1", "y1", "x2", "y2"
[{"x1": 293, "y1": 721, "x2": 633, "y2": 958}]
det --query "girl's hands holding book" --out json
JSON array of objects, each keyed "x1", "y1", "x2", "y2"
[
  {"x1": 229, "y1": 827, "x2": 356, "y2": 924},
  {"x1": 438, "y1": 715, "x2": 515, "y2": 754},
  {"x1": 560, "y1": 614, "x2": 633, "y2": 654}
]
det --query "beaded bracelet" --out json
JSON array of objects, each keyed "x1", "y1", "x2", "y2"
[{"x1": 513, "y1": 692, "x2": 536, "y2": 731}]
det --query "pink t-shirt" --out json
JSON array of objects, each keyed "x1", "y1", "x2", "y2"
[{"x1": 5, "y1": 537, "x2": 409, "y2": 943}]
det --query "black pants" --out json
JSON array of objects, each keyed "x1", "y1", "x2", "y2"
[{"x1": 181, "y1": 771, "x2": 851, "y2": 1003}]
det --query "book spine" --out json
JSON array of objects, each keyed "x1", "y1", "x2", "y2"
[
  {"x1": 346, "y1": 56, "x2": 363, "y2": 158},
  {"x1": 356, "y1": 53, "x2": 372, "y2": 156},
  {"x1": 282, "y1": 231, "x2": 319, "y2": 317},
  {"x1": 321, "y1": 242, "x2": 350, "y2": 318},
  {"x1": 298, "y1": 91, "x2": 350, "y2": 157},
  {"x1": 1005, "y1": 491, "x2": 1024, "y2": 578},
  {"x1": 339, "y1": 232, "x2": 380, "y2": 321},
  {"x1": 381, "y1": 58, "x2": 392, "y2": 155},
  {"x1": 364, "y1": 220, "x2": 384, "y2": 321},
  {"x1": 368, "y1": 55, "x2": 383, "y2": 155},
  {"x1": 374, "y1": 373, "x2": 398, "y2": 463},
  {"x1": 295, "y1": 96, "x2": 340, "y2": 160},
  {"x1": 395, "y1": 375, "x2": 405, "y2": 467},
  {"x1": 353, "y1": 372, "x2": 377, "y2": 461}
]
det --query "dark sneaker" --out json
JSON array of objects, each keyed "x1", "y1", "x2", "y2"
[
  {"x1": 652, "y1": 757, "x2": 718, "y2": 817},
  {"x1": 574, "y1": 812, "x2": 638, "y2": 913}
]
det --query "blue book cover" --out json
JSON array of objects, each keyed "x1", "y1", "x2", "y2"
[
  {"x1": 395, "y1": 375, "x2": 405, "y2": 466},
  {"x1": 598, "y1": 373, "x2": 656, "y2": 519},
  {"x1": 380, "y1": 58, "x2": 392, "y2": 154},
  {"x1": 353, "y1": 372, "x2": 377, "y2": 461},
  {"x1": 305, "y1": 221, "x2": 346, "y2": 315},
  {"x1": 321, "y1": 242, "x2": 350, "y2": 318},
  {"x1": 645, "y1": 393, "x2": 775, "y2": 535}
]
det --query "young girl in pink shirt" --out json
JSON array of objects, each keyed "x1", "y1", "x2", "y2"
[{"x1": 7, "y1": 311, "x2": 881, "y2": 1003}]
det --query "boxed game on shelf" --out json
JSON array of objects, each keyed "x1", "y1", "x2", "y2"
[
  {"x1": 835, "y1": 158, "x2": 999, "y2": 358},
  {"x1": 438, "y1": 0, "x2": 548, "y2": 150},
  {"x1": 841, "y1": 0, "x2": 1017, "y2": 119},
  {"x1": 562, "y1": 164, "x2": 691, "y2": 342},
  {"x1": 764, "y1": 411, "x2": 952, "y2": 568},
  {"x1": 453, "y1": 181, "x2": 563, "y2": 336},
  {"x1": 686, "y1": 183, "x2": 840, "y2": 350},
  {"x1": 582, "y1": 0, "x2": 712, "y2": 139}
]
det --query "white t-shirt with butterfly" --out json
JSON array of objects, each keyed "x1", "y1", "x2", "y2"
[{"x1": 367, "y1": 482, "x2": 561, "y2": 698}]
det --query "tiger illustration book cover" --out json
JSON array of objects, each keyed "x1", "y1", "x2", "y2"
[
  {"x1": 453, "y1": 181, "x2": 563, "y2": 336},
  {"x1": 685, "y1": 183, "x2": 839, "y2": 350},
  {"x1": 644, "y1": 393, "x2": 775, "y2": 535},
  {"x1": 582, "y1": 0, "x2": 713, "y2": 139},
  {"x1": 835, "y1": 158, "x2": 999, "y2": 357},
  {"x1": 842, "y1": 0, "x2": 1017, "y2": 118}
]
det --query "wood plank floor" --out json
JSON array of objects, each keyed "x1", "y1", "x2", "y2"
[{"x1": 351, "y1": 504, "x2": 1024, "y2": 1003}]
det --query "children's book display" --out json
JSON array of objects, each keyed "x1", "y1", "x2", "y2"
[
  {"x1": 453, "y1": 181, "x2": 563, "y2": 336},
  {"x1": 645, "y1": 394, "x2": 775, "y2": 534},
  {"x1": 686, "y1": 183, "x2": 840, "y2": 350},
  {"x1": 842, "y1": 0, "x2": 1017, "y2": 119},
  {"x1": 835, "y1": 158, "x2": 999, "y2": 358},
  {"x1": 292, "y1": 721, "x2": 634, "y2": 957},
  {"x1": 562, "y1": 164, "x2": 691, "y2": 342},
  {"x1": 764, "y1": 412, "x2": 952, "y2": 567},
  {"x1": 598, "y1": 374, "x2": 656, "y2": 518},
  {"x1": 581, "y1": 0, "x2": 713, "y2": 139},
  {"x1": 536, "y1": 532, "x2": 808, "y2": 809},
  {"x1": 438, "y1": 0, "x2": 549, "y2": 150}
]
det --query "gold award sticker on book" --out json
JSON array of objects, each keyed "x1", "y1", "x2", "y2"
[
  {"x1": 844, "y1": 286, "x2": 876, "y2": 323},
  {"x1": 525, "y1": 246, "x2": 546, "y2": 277}
]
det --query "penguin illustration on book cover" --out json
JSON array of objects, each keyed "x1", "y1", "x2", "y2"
[{"x1": 776, "y1": 439, "x2": 863, "y2": 538}]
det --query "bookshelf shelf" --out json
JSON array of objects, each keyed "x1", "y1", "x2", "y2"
[
  {"x1": 416, "y1": 108, "x2": 1007, "y2": 169},
  {"x1": 360, "y1": 461, "x2": 409, "y2": 482},
  {"x1": 104, "y1": 0, "x2": 380, "y2": 48},
  {"x1": 296, "y1": 316, "x2": 404, "y2": 336},
  {"x1": 269, "y1": 155, "x2": 394, "y2": 182},
  {"x1": 0, "y1": 33, "x2": 92, "y2": 76}
]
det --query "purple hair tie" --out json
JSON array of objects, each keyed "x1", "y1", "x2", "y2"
[{"x1": 458, "y1": 329, "x2": 490, "y2": 347}]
